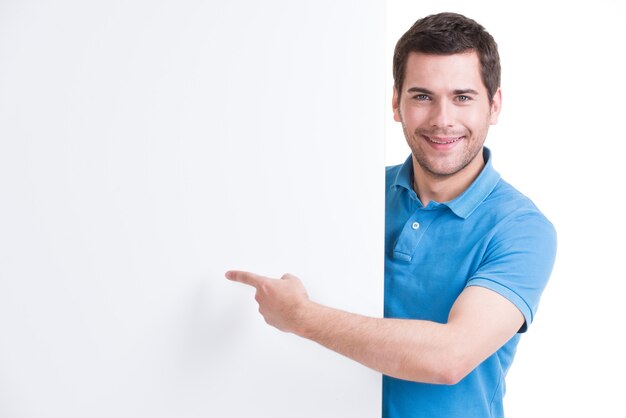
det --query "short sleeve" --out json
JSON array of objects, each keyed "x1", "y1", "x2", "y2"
[{"x1": 466, "y1": 211, "x2": 557, "y2": 333}]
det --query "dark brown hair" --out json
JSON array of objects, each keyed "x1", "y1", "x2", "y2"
[{"x1": 393, "y1": 12, "x2": 501, "y2": 104}]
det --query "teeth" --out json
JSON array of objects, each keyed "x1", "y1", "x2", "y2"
[{"x1": 427, "y1": 136, "x2": 461, "y2": 144}]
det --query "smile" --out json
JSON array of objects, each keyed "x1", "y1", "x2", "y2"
[{"x1": 424, "y1": 136, "x2": 464, "y2": 145}]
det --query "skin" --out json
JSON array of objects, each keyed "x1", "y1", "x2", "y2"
[{"x1": 226, "y1": 51, "x2": 523, "y2": 385}]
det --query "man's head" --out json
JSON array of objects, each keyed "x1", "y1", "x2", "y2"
[
  {"x1": 391, "y1": 13, "x2": 503, "y2": 185},
  {"x1": 393, "y1": 12, "x2": 500, "y2": 105}
]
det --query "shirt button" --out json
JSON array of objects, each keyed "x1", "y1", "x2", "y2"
[{"x1": 412, "y1": 222, "x2": 420, "y2": 230}]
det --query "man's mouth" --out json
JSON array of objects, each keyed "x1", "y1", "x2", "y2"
[{"x1": 424, "y1": 136, "x2": 464, "y2": 145}]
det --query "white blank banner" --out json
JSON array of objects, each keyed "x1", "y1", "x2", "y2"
[{"x1": 0, "y1": 1, "x2": 385, "y2": 417}]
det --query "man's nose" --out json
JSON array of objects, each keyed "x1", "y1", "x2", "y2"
[{"x1": 429, "y1": 100, "x2": 455, "y2": 128}]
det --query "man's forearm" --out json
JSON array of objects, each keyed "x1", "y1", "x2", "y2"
[
  {"x1": 294, "y1": 301, "x2": 463, "y2": 385},
  {"x1": 226, "y1": 271, "x2": 523, "y2": 386}
]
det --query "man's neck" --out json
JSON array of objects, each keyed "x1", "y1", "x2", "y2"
[{"x1": 412, "y1": 151, "x2": 485, "y2": 207}]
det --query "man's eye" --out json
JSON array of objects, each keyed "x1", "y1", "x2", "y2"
[
  {"x1": 413, "y1": 94, "x2": 430, "y2": 101},
  {"x1": 456, "y1": 95, "x2": 471, "y2": 102}
]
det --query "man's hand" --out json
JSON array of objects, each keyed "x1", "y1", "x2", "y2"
[{"x1": 225, "y1": 270, "x2": 310, "y2": 334}]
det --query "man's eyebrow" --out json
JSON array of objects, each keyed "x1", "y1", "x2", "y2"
[
  {"x1": 407, "y1": 87, "x2": 435, "y2": 95},
  {"x1": 406, "y1": 87, "x2": 480, "y2": 96},
  {"x1": 453, "y1": 89, "x2": 480, "y2": 95}
]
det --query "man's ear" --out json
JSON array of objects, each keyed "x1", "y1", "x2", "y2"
[
  {"x1": 392, "y1": 86, "x2": 401, "y2": 122},
  {"x1": 489, "y1": 88, "x2": 502, "y2": 125}
]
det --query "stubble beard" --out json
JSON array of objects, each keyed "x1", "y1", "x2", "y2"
[{"x1": 401, "y1": 123, "x2": 484, "y2": 179}]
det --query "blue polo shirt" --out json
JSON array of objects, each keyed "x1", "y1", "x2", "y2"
[{"x1": 383, "y1": 148, "x2": 556, "y2": 418}]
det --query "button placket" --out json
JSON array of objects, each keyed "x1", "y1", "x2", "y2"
[{"x1": 393, "y1": 210, "x2": 440, "y2": 262}]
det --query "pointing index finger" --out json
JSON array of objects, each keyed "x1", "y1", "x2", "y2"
[{"x1": 225, "y1": 270, "x2": 268, "y2": 288}]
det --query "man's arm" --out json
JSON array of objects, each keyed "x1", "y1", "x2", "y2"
[{"x1": 225, "y1": 270, "x2": 524, "y2": 385}]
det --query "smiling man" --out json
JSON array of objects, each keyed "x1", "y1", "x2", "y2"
[{"x1": 226, "y1": 12, "x2": 556, "y2": 418}]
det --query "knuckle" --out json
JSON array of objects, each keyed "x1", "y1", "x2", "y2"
[{"x1": 282, "y1": 273, "x2": 299, "y2": 282}]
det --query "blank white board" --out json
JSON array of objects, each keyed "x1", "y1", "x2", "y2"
[{"x1": 0, "y1": 1, "x2": 385, "y2": 417}]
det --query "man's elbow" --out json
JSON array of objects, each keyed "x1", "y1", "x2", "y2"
[
  {"x1": 440, "y1": 349, "x2": 481, "y2": 385},
  {"x1": 412, "y1": 353, "x2": 475, "y2": 386},
  {"x1": 436, "y1": 361, "x2": 472, "y2": 385}
]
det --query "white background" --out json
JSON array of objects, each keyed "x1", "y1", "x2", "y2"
[
  {"x1": 385, "y1": 1, "x2": 625, "y2": 417},
  {"x1": 2, "y1": 1, "x2": 625, "y2": 417},
  {"x1": 0, "y1": 1, "x2": 384, "y2": 417}
]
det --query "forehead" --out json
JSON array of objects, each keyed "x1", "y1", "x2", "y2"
[{"x1": 403, "y1": 51, "x2": 485, "y2": 92}]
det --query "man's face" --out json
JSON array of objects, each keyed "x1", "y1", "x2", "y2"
[{"x1": 393, "y1": 51, "x2": 501, "y2": 179}]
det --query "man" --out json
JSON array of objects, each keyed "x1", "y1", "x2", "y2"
[{"x1": 226, "y1": 12, "x2": 556, "y2": 418}]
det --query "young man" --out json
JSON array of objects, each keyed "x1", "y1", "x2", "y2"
[{"x1": 226, "y1": 12, "x2": 556, "y2": 418}]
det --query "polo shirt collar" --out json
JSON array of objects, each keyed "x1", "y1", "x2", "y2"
[
  {"x1": 390, "y1": 147, "x2": 501, "y2": 219},
  {"x1": 391, "y1": 153, "x2": 415, "y2": 192}
]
